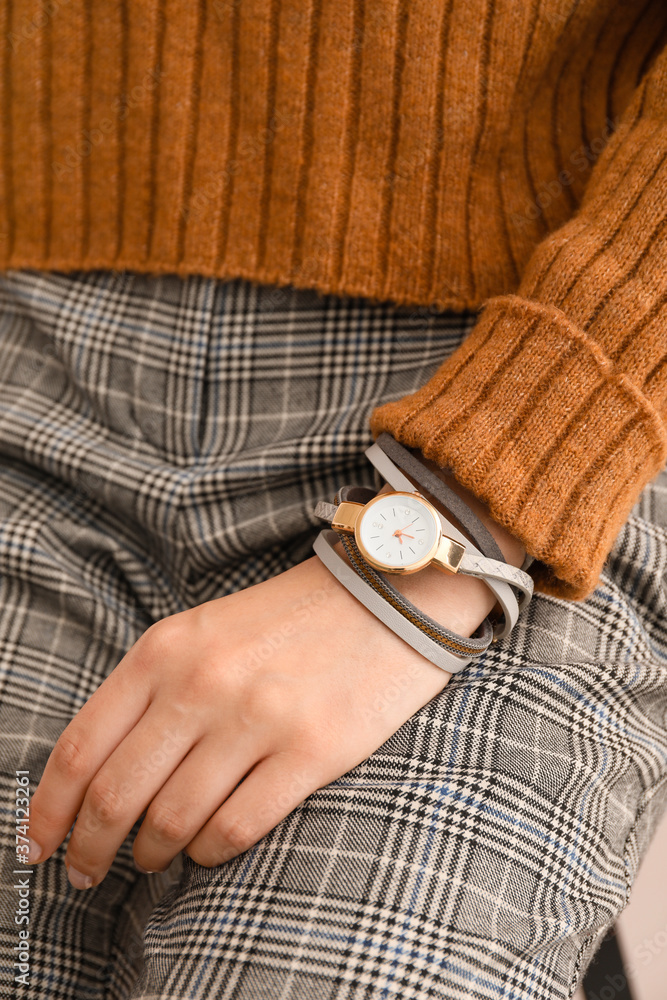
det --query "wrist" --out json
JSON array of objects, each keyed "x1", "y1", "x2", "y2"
[
  {"x1": 332, "y1": 485, "x2": 496, "y2": 642},
  {"x1": 307, "y1": 549, "x2": 457, "y2": 700}
]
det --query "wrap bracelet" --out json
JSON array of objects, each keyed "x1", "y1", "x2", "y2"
[
  {"x1": 363, "y1": 441, "x2": 533, "y2": 639},
  {"x1": 313, "y1": 528, "x2": 480, "y2": 674},
  {"x1": 330, "y1": 484, "x2": 494, "y2": 659}
]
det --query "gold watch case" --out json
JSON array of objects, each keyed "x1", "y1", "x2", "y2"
[{"x1": 331, "y1": 490, "x2": 465, "y2": 575}]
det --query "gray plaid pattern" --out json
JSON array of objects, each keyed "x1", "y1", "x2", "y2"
[{"x1": 0, "y1": 268, "x2": 666, "y2": 1000}]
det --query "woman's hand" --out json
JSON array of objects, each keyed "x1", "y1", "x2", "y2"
[{"x1": 26, "y1": 475, "x2": 527, "y2": 891}]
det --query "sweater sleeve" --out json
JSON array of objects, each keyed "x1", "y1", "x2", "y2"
[{"x1": 369, "y1": 44, "x2": 667, "y2": 602}]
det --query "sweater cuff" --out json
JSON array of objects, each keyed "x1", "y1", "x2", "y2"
[{"x1": 369, "y1": 295, "x2": 667, "y2": 600}]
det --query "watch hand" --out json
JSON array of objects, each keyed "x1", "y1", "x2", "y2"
[{"x1": 392, "y1": 526, "x2": 415, "y2": 539}]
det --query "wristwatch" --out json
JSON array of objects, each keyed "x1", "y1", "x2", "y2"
[
  {"x1": 315, "y1": 484, "x2": 533, "y2": 642},
  {"x1": 365, "y1": 437, "x2": 534, "y2": 574},
  {"x1": 312, "y1": 484, "x2": 494, "y2": 672},
  {"x1": 315, "y1": 489, "x2": 465, "y2": 576}
]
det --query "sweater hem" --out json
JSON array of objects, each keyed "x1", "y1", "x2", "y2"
[{"x1": 0, "y1": 255, "x2": 483, "y2": 315}]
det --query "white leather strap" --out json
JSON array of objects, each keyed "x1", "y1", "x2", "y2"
[
  {"x1": 460, "y1": 553, "x2": 533, "y2": 607},
  {"x1": 373, "y1": 431, "x2": 509, "y2": 563}
]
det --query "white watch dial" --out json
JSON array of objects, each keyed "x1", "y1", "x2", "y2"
[{"x1": 356, "y1": 493, "x2": 439, "y2": 570}]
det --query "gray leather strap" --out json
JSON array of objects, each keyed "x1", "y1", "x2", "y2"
[
  {"x1": 313, "y1": 528, "x2": 474, "y2": 674},
  {"x1": 367, "y1": 438, "x2": 535, "y2": 575},
  {"x1": 337, "y1": 485, "x2": 377, "y2": 505},
  {"x1": 373, "y1": 432, "x2": 507, "y2": 563},
  {"x1": 460, "y1": 553, "x2": 533, "y2": 608},
  {"x1": 315, "y1": 483, "x2": 533, "y2": 642},
  {"x1": 338, "y1": 533, "x2": 494, "y2": 656},
  {"x1": 363, "y1": 443, "x2": 531, "y2": 640},
  {"x1": 334, "y1": 488, "x2": 531, "y2": 608}
]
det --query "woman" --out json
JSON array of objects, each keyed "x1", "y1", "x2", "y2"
[{"x1": 2, "y1": 1, "x2": 667, "y2": 997}]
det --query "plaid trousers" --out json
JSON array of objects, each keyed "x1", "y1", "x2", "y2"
[{"x1": 1, "y1": 268, "x2": 667, "y2": 1000}]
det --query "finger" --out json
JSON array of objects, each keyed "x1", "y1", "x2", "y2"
[
  {"x1": 132, "y1": 734, "x2": 261, "y2": 874},
  {"x1": 28, "y1": 642, "x2": 154, "y2": 863},
  {"x1": 63, "y1": 702, "x2": 196, "y2": 886},
  {"x1": 185, "y1": 752, "x2": 321, "y2": 868}
]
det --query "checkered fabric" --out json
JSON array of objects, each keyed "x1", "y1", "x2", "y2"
[{"x1": 1, "y1": 268, "x2": 667, "y2": 1000}]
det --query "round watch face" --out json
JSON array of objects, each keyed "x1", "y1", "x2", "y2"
[{"x1": 355, "y1": 492, "x2": 440, "y2": 572}]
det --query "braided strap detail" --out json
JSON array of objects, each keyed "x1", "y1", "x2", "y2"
[{"x1": 459, "y1": 554, "x2": 533, "y2": 608}]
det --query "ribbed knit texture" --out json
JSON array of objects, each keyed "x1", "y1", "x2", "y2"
[
  {"x1": 3, "y1": 0, "x2": 667, "y2": 598},
  {"x1": 372, "y1": 38, "x2": 667, "y2": 599}
]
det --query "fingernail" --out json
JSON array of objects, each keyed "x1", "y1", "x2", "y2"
[
  {"x1": 134, "y1": 860, "x2": 157, "y2": 874},
  {"x1": 66, "y1": 865, "x2": 93, "y2": 890},
  {"x1": 134, "y1": 857, "x2": 168, "y2": 875},
  {"x1": 219, "y1": 848, "x2": 240, "y2": 864},
  {"x1": 27, "y1": 837, "x2": 42, "y2": 864}
]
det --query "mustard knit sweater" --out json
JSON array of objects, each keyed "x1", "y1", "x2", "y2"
[{"x1": 3, "y1": 0, "x2": 667, "y2": 599}]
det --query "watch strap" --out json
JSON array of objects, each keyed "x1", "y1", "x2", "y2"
[
  {"x1": 373, "y1": 432, "x2": 507, "y2": 563},
  {"x1": 329, "y1": 484, "x2": 531, "y2": 634},
  {"x1": 317, "y1": 486, "x2": 495, "y2": 656},
  {"x1": 460, "y1": 552, "x2": 533, "y2": 607},
  {"x1": 368, "y1": 436, "x2": 535, "y2": 575},
  {"x1": 337, "y1": 531, "x2": 494, "y2": 657},
  {"x1": 364, "y1": 444, "x2": 530, "y2": 640},
  {"x1": 332, "y1": 488, "x2": 531, "y2": 605},
  {"x1": 313, "y1": 528, "x2": 475, "y2": 674}
]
